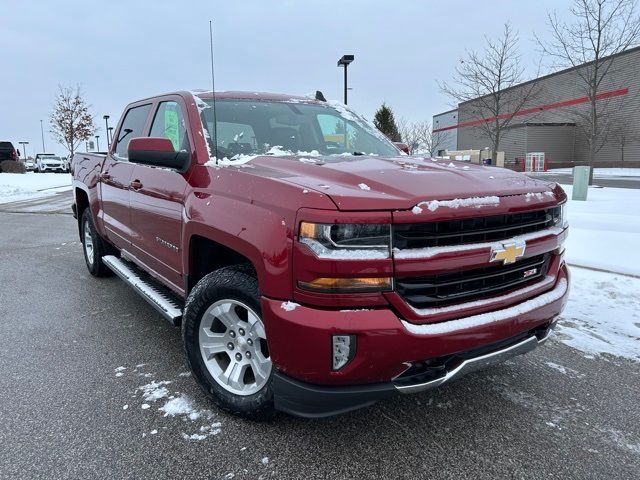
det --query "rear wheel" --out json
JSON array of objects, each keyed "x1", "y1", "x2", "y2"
[
  {"x1": 81, "y1": 209, "x2": 113, "y2": 277},
  {"x1": 182, "y1": 265, "x2": 275, "y2": 419}
]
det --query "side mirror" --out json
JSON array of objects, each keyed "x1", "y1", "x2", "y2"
[
  {"x1": 128, "y1": 137, "x2": 191, "y2": 172},
  {"x1": 393, "y1": 142, "x2": 410, "y2": 155}
]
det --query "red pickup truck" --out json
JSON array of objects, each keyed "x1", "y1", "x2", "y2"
[{"x1": 71, "y1": 90, "x2": 569, "y2": 418}]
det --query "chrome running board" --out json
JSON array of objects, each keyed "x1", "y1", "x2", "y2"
[
  {"x1": 102, "y1": 255, "x2": 183, "y2": 326},
  {"x1": 394, "y1": 334, "x2": 542, "y2": 394}
]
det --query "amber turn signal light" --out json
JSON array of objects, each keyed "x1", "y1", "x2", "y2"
[{"x1": 298, "y1": 277, "x2": 391, "y2": 293}]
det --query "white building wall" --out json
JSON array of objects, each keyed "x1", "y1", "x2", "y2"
[{"x1": 432, "y1": 109, "x2": 458, "y2": 155}]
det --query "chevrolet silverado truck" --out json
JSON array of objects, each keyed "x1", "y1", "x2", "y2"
[{"x1": 71, "y1": 91, "x2": 569, "y2": 419}]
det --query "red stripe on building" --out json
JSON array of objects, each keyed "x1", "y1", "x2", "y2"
[{"x1": 433, "y1": 87, "x2": 629, "y2": 133}]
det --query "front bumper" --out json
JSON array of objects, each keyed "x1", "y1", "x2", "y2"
[
  {"x1": 264, "y1": 263, "x2": 569, "y2": 417},
  {"x1": 273, "y1": 323, "x2": 555, "y2": 418}
]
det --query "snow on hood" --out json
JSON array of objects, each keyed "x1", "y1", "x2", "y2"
[{"x1": 206, "y1": 153, "x2": 555, "y2": 211}]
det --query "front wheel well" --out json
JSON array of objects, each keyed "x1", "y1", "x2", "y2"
[{"x1": 187, "y1": 235, "x2": 256, "y2": 293}]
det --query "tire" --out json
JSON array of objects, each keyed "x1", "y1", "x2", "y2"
[
  {"x1": 81, "y1": 209, "x2": 113, "y2": 277},
  {"x1": 182, "y1": 265, "x2": 275, "y2": 420}
]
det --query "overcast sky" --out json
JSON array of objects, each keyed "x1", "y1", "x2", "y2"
[{"x1": 1, "y1": 0, "x2": 571, "y2": 156}]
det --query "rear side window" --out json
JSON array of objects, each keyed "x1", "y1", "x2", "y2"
[
  {"x1": 114, "y1": 104, "x2": 152, "y2": 159},
  {"x1": 149, "y1": 101, "x2": 190, "y2": 152}
]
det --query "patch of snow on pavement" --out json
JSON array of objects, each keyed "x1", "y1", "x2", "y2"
[
  {"x1": 544, "y1": 362, "x2": 585, "y2": 378},
  {"x1": 555, "y1": 267, "x2": 640, "y2": 362},
  {"x1": 138, "y1": 380, "x2": 172, "y2": 402}
]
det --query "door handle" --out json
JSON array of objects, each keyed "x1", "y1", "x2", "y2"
[
  {"x1": 100, "y1": 172, "x2": 111, "y2": 181},
  {"x1": 130, "y1": 180, "x2": 143, "y2": 190}
]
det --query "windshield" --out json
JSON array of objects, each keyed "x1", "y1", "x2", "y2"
[
  {"x1": 197, "y1": 98, "x2": 398, "y2": 159},
  {"x1": 43, "y1": 156, "x2": 61, "y2": 160}
]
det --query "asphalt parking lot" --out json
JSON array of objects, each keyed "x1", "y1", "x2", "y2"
[{"x1": 0, "y1": 201, "x2": 638, "y2": 479}]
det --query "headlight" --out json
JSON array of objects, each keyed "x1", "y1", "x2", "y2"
[
  {"x1": 552, "y1": 203, "x2": 568, "y2": 228},
  {"x1": 299, "y1": 222, "x2": 391, "y2": 259}
]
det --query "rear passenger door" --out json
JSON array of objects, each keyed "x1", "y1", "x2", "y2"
[
  {"x1": 128, "y1": 98, "x2": 192, "y2": 293},
  {"x1": 100, "y1": 103, "x2": 152, "y2": 250}
]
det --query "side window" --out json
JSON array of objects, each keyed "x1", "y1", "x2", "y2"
[
  {"x1": 114, "y1": 104, "x2": 152, "y2": 159},
  {"x1": 150, "y1": 101, "x2": 190, "y2": 152}
]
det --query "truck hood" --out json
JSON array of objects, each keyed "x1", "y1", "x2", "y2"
[{"x1": 235, "y1": 155, "x2": 554, "y2": 211}]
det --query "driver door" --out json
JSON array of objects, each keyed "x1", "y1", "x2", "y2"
[{"x1": 128, "y1": 98, "x2": 192, "y2": 292}]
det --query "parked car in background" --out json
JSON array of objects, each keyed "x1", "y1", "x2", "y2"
[
  {"x1": 0, "y1": 141, "x2": 18, "y2": 162},
  {"x1": 35, "y1": 154, "x2": 65, "y2": 173},
  {"x1": 23, "y1": 157, "x2": 37, "y2": 171},
  {"x1": 62, "y1": 156, "x2": 70, "y2": 172}
]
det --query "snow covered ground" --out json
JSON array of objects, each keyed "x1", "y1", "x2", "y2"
[
  {"x1": 557, "y1": 266, "x2": 640, "y2": 362},
  {"x1": 561, "y1": 184, "x2": 640, "y2": 276},
  {"x1": 549, "y1": 183, "x2": 640, "y2": 362},
  {"x1": 0, "y1": 172, "x2": 72, "y2": 204}
]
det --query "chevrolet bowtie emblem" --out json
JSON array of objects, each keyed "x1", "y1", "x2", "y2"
[{"x1": 490, "y1": 240, "x2": 526, "y2": 264}]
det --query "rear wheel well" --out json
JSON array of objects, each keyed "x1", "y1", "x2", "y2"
[
  {"x1": 188, "y1": 235, "x2": 256, "y2": 293},
  {"x1": 75, "y1": 188, "x2": 89, "y2": 240}
]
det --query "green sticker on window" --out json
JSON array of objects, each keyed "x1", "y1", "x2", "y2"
[{"x1": 164, "y1": 108, "x2": 180, "y2": 151}]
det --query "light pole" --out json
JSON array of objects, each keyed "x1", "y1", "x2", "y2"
[
  {"x1": 103, "y1": 115, "x2": 111, "y2": 146},
  {"x1": 95, "y1": 135, "x2": 100, "y2": 152},
  {"x1": 108, "y1": 127, "x2": 114, "y2": 146},
  {"x1": 19, "y1": 141, "x2": 29, "y2": 159},
  {"x1": 40, "y1": 120, "x2": 46, "y2": 152},
  {"x1": 337, "y1": 55, "x2": 354, "y2": 104}
]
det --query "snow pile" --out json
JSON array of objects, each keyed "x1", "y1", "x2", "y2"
[
  {"x1": 524, "y1": 191, "x2": 554, "y2": 202},
  {"x1": 0, "y1": 172, "x2": 72, "y2": 204},
  {"x1": 160, "y1": 395, "x2": 195, "y2": 417},
  {"x1": 562, "y1": 185, "x2": 640, "y2": 276},
  {"x1": 556, "y1": 266, "x2": 640, "y2": 362},
  {"x1": 412, "y1": 195, "x2": 500, "y2": 214},
  {"x1": 127, "y1": 371, "x2": 224, "y2": 441},
  {"x1": 204, "y1": 146, "x2": 323, "y2": 168},
  {"x1": 138, "y1": 380, "x2": 171, "y2": 402}
]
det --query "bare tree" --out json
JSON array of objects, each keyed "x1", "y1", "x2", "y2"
[
  {"x1": 398, "y1": 119, "x2": 448, "y2": 156},
  {"x1": 50, "y1": 85, "x2": 97, "y2": 156},
  {"x1": 537, "y1": 0, "x2": 640, "y2": 183},
  {"x1": 440, "y1": 23, "x2": 540, "y2": 155},
  {"x1": 609, "y1": 115, "x2": 639, "y2": 167}
]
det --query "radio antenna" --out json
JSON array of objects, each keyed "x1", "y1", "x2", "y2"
[{"x1": 209, "y1": 20, "x2": 219, "y2": 164}]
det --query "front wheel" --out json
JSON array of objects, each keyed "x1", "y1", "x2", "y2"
[{"x1": 182, "y1": 265, "x2": 275, "y2": 420}]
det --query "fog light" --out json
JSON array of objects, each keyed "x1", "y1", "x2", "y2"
[{"x1": 332, "y1": 334, "x2": 356, "y2": 370}]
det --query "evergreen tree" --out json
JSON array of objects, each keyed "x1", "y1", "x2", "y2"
[{"x1": 373, "y1": 103, "x2": 402, "y2": 142}]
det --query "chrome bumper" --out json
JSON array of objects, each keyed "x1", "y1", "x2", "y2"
[{"x1": 394, "y1": 330, "x2": 552, "y2": 394}]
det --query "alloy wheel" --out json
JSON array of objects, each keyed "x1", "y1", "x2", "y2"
[{"x1": 199, "y1": 299, "x2": 271, "y2": 396}]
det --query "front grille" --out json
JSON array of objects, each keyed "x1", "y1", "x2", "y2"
[
  {"x1": 394, "y1": 207, "x2": 561, "y2": 250},
  {"x1": 396, "y1": 254, "x2": 551, "y2": 309}
]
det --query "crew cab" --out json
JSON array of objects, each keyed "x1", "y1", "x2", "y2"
[{"x1": 71, "y1": 91, "x2": 569, "y2": 418}]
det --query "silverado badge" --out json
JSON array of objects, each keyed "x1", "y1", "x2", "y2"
[{"x1": 490, "y1": 240, "x2": 526, "y2": 265}]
